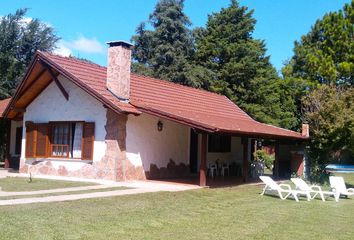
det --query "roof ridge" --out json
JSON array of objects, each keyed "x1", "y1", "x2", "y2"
[
  {"x1": 38, "y1": 51, "x2": 106, "y2": 70},
  {"x1": 39, "y1": 51, "x2": 238, "y2": 101},
  {"x1": 131, "y1": 73, "x2": 226, "y2": 98},
  {"x1": 39, "y1": 52, "x2": 224, "y2": 99}
]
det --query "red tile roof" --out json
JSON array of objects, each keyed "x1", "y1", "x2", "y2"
[
  {"x1": 0, "y1": 98, "x2": 11, "y2": 117},
  {"x1": 34, "y1": 51, "x2": 305, "y2": 139}
]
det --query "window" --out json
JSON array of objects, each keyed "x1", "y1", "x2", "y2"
[
  {"x1": 25, "y1": 121, "x2": 94, "y2": 160},
  {"x1": 208, "y1": 134, "x2": 231, "y2": 153},
  {"x1": 51, "y1": 122, "x2": 83, "y2": 158},
  {"x1": 51, "y1": 123, "x2": 70, "y2": 157}
]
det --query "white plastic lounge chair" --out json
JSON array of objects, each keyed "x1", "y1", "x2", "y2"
[
  {"x1": 259, "y1": 176, "x2": 305, "y2": 202},
  {"x1": 291, "y1": 178, "x2": 338, "y2": 202},
  {"x1": 330, "y1": 176, "x2": 354, "y2": 201}
]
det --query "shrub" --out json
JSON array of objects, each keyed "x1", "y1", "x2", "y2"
[{"x1": 254, "y1": 149, "x2": 275, "y2": 170}]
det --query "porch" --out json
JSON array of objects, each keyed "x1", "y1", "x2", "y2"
[
  {"x1": 125, "y1": 112, "x2": 307, "y2": 187},
  {"x1": 188, "y1": 132, "x2": 306, "y2": 187}
]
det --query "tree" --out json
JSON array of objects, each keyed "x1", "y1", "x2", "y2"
[
  {"x1": 131, "y1": 0, "x2": 204, "y2": 86},
  {"x1": 283, "y1": 1, "x2": 354, "y2": 86},
  {"x1": 302, "y1": 85, "x2": 354, "y2": 182},
  {"x1": 0, "y1": 8, "x2": 59, "y2": 99},
  {"x1": 0, "y1": 9, "x2": 59, "y2": 162},
  {"x1": 194, "y1": 0, "x2": 297, "y2": 128}
]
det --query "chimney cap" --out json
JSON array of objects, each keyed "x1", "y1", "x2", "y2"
[{"x1": 106, "y1": 40, "x2": 133, "y2": 49}]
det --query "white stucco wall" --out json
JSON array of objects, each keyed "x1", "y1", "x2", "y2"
[
  {"x1": 9, "y1": 120, "x2": 23, "y2": 156},
  {"x1": 205, "y1": 136, "x2": 243, "y2": 166},
  {"x1": 126, "y1": 113, "x2": 190, "y2": 171},
  {"x1": 21, "y1": 75, "x2": 107, "y2": 166}
]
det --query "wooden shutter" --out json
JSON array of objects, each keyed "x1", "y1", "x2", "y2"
[
  {"x1": 25, "y1": 122, "x2": 36, "y2": 158},
  {"x1": 35, "y1": 123, "x2": 50, "y2": 158},
  {"x1": 82, "y1": 122, "x2": 95, "y2": 160}
]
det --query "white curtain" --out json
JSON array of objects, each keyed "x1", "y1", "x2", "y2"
[{"x1": 72, "y1": 123, "x2": 83, "y2": 158}]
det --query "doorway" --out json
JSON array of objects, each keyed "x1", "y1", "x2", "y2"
[
  {"x1": 11, "y1": 126, "x2": 22, "y2": 169},
  {"x1": 189, "y1": 130, "x2": 198, "y2": 173}
]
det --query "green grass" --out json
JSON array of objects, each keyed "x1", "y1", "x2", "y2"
[
  {"x1": 0, "y1": 177, "x2": 96, "y2": 192},
  {"x1": 0, "y1": 174, "x2": 354, "y2": 239}
]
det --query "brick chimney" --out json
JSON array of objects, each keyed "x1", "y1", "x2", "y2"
[
  {"x1": 106, "y1": 41, "x2": 133, "y2": 101},
  {"x1": 301, "y1": 123, "x2": 309, "y2": 137}
]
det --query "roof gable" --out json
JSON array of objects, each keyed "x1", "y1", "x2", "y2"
[{"x1": 3, "y1": 51, "x2": 140, "y2": 119}]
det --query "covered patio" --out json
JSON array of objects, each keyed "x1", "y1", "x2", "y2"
[{"x1": 193, "y1": 130, "x2": 308, "y2": 187}]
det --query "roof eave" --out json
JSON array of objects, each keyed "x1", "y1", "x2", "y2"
[
  {"x1": 216, "y1": 128, "x2": 309, "y2": 141},
  {"x1": 131, "y1": 103, "x2": 217, "y2": 133}
]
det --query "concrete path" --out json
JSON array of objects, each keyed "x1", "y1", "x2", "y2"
[
  {"x1": 0, "y1": 181, "x2": 200, "y2": 206},
  {"x1": 0, "y1": 169, "x2": 201, "y2": 206},
  {"x1": 0, "y1": 169, "x2": 20, "y2": 179}
]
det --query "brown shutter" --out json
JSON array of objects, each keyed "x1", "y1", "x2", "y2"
[
  {"x1": 82, "y1": 122, "x2": 95, "y2": 160},
  {"x1": 25, "y1": 122, "x2": 36, "y2": 158},
  {"x1": 35, "y1": 123, "x2": 49, "y2": 158}
]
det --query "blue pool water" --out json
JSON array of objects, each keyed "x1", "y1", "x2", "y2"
[{"x1": 326, "y1": 164, "x2": 354, "y2": 173}]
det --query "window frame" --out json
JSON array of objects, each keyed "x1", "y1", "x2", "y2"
[
  {"x1": 208, "y1": 134, "x2": 231, "y2": 153},
  {"x1": 25, "y1": 121, "x2": 94, "y2": 161},
  {"x1": 49, "y1": 121, "x2": 85, "y2": 159}
]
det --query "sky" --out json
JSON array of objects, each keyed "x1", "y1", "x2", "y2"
[{"x1": 0, "y1": 0, "x2": 351, "y2": 72}]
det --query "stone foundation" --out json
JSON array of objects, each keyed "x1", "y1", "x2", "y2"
[
  {"x1": 145, "y1": 159, "x2": 190, "y2": 179},
  {"x1": 19, "y1": 161, "x2": 96, "y2": 179}
]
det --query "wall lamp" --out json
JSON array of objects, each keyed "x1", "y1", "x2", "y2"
[{"x1": 157, "y1": 120, "x2": 163, "y2": 132}]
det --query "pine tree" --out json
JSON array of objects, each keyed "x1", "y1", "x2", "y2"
[
  {"x1": 283, "y1": 1, "x2": 354, "y2": 86},
  {"x1": 131, "y1": 0, "x2": 202, "y2": 86},
  {"x1": 195, "y1": 0, "x2": 296, "y2": 128}
]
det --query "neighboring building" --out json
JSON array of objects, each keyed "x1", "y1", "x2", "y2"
[{"x1": 0, "y1": 41, "x2": 308, "y2": 186}]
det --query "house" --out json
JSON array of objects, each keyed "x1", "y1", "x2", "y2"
[{"x1": 0, "y1": 41, "x2": 308, "y2": 186}]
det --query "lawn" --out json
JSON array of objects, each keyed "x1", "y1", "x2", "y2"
[
  {"x1": 0, "y1": 174, "x2": 354, "y2": 240},
  {"x1": 0, "y1": 177, "x2": 96, "y2": 192}
]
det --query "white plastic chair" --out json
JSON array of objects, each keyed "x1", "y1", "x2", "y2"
[
  {"x1": 330, "y1": 176, "x2": 354, "y2": 201},
  {"x1": 208, "y1": 164, "x2": 217, "y2": 178},
  {"x1": 221, "y1": 163, "x2": 229, "y2": 177},
  {"x1": 291, "y1": 178, "x2": 337, "y2": 202},
  {"x1": 259, "y1": 176, "x2": 309, "y2": 202}
]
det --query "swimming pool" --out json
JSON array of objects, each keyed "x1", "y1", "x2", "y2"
[{"x1": 326, "y1": 164, "x2": 354, "y2": 173}]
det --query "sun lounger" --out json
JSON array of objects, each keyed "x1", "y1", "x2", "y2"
[
  {"x1": 259, "y1": 176, "x2": 309, "y2": 202},
  {"x1": 291, "y1": 178, "x2": 337, "y2": 202},
  {"x1": 330, "y1": 176, "x2": 354, "y2": 201}
]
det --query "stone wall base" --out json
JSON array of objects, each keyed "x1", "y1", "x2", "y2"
[
  {"x1": 124, "y1": 159, "x2": 146, "y2": 180},
  {"x1": 19, "y1": 159, "x2": 192, "y2": 181},
  {"x1": 19, "y1": 160, "x2": 117, "y2": 181},
  {"x1": 145, "y1": 159, "x2": 191, "y2": 179}
]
